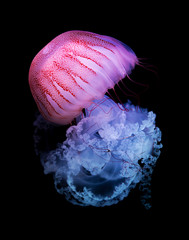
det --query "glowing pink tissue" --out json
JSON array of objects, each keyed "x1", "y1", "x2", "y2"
[{"x1": 29, "y1": 31, "x2": 138, "y2": 125}]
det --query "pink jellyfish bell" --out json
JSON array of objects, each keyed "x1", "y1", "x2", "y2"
[{"x1": 29, "y1": 30, "x2": 138, "y2": 125}]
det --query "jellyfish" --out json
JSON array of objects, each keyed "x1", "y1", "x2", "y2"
[
  {"x1": 29, "y1": 30, "x2": 138, "y2": 125},
  {"x1": 29, "y1": 31, "x2": 162, "y2": 208}
]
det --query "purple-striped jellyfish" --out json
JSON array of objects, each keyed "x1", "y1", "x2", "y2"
[
  {"x1": 29, "y1": 30, "x2": 138, "y2": 125},
  {"x1": 29, "y1": 31, "x2": 162, "y2": 208}
]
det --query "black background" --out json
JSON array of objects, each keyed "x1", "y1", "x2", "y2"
[{"x1": 8, "y1": 2, "x2": 173, "y2": 232}]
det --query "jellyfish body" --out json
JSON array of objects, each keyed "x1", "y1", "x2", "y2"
[
  {"x1": 29, "y1": 30, "x2": 138, "y2": 125},
  {"x1": 35, "y1": 96, "x2": 162, "y2": 207},
  {"x1": 30, "y1": 31, "x2": 163, "y2": 208}
]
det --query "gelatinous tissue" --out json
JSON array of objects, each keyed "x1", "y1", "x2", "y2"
[{"x1": 30, "y1": 31, "x2": 163, "y2": 208}]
